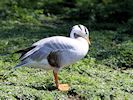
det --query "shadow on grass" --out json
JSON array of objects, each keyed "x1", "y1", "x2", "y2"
[{"x1": 27, "y1": 83, "x2": 57, "y2": 91}]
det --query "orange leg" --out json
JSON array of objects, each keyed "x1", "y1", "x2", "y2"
[
  {"x1": 53, "y1": 70, "x2": 59, "y2": 88},
  {"x1": 53, "y1": 71, "x2": 70, "y2": 91}
]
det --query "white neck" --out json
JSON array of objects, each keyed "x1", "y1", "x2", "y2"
[
  {"x1": 76, "y1": 37, "x2": 88, "y2": 44},
  {"x1": 76, "y1": 37, "x2": 89, "y2": 58}
]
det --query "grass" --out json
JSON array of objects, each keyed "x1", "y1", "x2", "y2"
[{"x1": 0, "y1": 21, "x2": 133, "y2": 100}]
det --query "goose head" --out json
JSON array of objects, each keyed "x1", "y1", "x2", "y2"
[{"x1": 70, "y1": 24, "x2": 90, "y2": 45}]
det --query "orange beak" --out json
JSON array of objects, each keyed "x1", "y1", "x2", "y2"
[{"x1": 85, "y1": 37, "x2": 91, "y2": 45}]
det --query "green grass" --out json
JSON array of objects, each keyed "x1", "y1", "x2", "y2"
[{"x1": 0, "y1": 21, "x2": 133, "y2": 100}]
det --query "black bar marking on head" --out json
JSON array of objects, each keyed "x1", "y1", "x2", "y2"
[
  {"x1": 85, "y1": 27, "x2": 87, "y2": 34},
  {"x1": 78, "y1": 25, "x2": 82, "y2": 30}
]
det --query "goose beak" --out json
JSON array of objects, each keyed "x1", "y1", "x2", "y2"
[{"x1": 85, "y1": 37, "x2": 91, "y2": 45}]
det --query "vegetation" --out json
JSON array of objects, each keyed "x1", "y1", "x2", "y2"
[{"x1": 0, "y1": 0, "x2": 133, "y2": 99}]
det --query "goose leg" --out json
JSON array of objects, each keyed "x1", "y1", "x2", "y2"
[
  {"x1": 53, "y1": 70, "x2": 69, "y2": 91},
  {"x1": 53, "y1": 70, "x2": 59, "y2": 88}
]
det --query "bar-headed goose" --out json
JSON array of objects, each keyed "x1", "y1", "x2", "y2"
[{"x1": 15, "y1": 24, "x2": 91, "y2": 91}]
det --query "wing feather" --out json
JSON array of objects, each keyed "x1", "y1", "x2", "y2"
[
  {"x1": 15, "y1": 46, "x2": 36, "y2": 59},
  {"x1": 19, "y1": 36, "x2": 81, "y2": 61}
]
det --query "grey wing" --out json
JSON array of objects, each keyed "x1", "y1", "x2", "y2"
[
  {"x1": 27, "y1": 46, "x2": 52, "y2": 61},
  {"x1": 20, "y1": 46, "x2": 41, "y2": 61},
  {"x1": 24, "y1": 44, "x2": 74, "y2": 62},
  {"x1": 20, "y1": 37, "x2": 78, "y2": 62},
  {"x1": 47, "y1": 49, "x2": 82, "y2": 67}
]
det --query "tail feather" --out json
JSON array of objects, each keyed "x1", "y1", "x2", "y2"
[
  {"x1": 14, "y1": 61, "x2": 28, "y2": 69},
  {"x1": 15, "y1": 46, "x2": 36, "y2": 53},
  {"x1": 15, "y1": 46, "x2": 36, "y2": 59}
]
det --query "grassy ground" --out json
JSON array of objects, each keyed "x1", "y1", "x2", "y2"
[{"x1": 0, "y1": 21, "x2": 133, "y2": 100}]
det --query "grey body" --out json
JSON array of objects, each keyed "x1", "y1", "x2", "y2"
[
  {"x1": 15, "y1": 36, "x2": 89, "y2": 71},
  {"x1": 15, "y1": 24, "x2": 90, "y2": 72}
]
